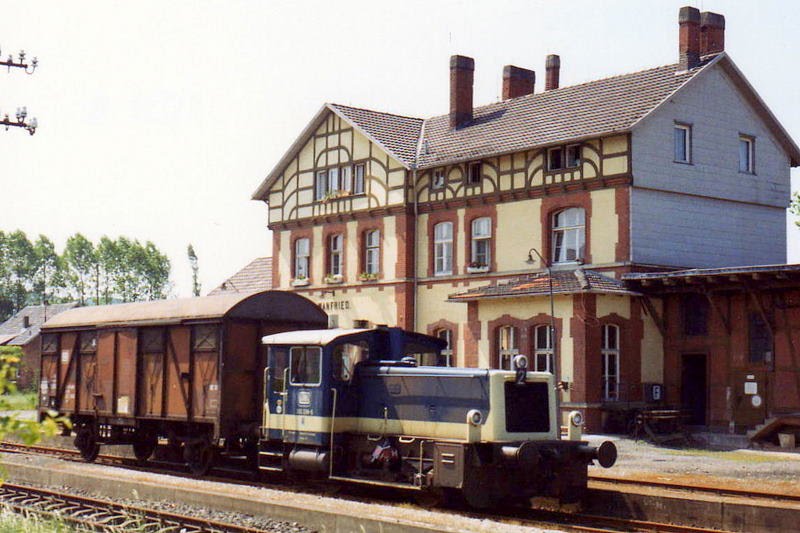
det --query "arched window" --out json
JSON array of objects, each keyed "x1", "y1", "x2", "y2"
[
  {"x1": 434, "y1": 222, "x2": 453, "y2": 275},
  {"x1": 602, "y1": 324, "x2": 620, "y2": 401},
  {"x1": 533, "y1": 324, "x2": 554, "y2": 373},
  {"x1": 470, "y1": 217, "x2": 491, "y2": 268},
  {"x1": 436, "y1": 328, "x2": 454, "y2": 367},
  {"x1": 497, "y1": 325, "x2": 519, "y2": 370},
  {"x1": 552, "y1": 207, "x2": 585, "y2": 263}
]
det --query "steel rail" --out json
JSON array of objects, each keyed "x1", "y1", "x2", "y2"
[{"x1": 0, "y1": 482, "x2": 267, "y2": 533}]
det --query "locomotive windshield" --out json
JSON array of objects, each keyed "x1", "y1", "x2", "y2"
[
  {"x1": 331, "y1": 341, "x2": 369, "y2": 381},
  {"x1": 289, "y1": 346, "x2": 322, "y2": 385}
]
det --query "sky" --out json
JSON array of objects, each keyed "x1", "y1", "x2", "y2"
[{"x1": 1, "y1": 0, "x2": 798, "y2": 297}]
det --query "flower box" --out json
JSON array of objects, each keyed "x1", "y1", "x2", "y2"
[
  {"x1": 291, "y1": 278, "x2": 310, "y2": 287},
  {"x1": 466, "y1": 265, "x2": 490, "y2": 274},
  {"x1": 324, "y1": 274, "x2": 344, "y2": 284}
]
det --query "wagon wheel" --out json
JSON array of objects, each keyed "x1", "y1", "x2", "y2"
[
  {"x1": 132, "y1": 429, "x2": 158, "y2": 463},
  {"x1": 184, "y1": 440, "x2": 214, "y2": 476},
  {"x1": 74, "y1": 428, "x2": 100, "y2": 463}
]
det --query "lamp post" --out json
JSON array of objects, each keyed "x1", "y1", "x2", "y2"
[
  {"x1": 526, "y1": 248, "x2": 561, "y2": 430},
  {"x1": 2, "y1": 46, "x2": 38, "y2": 135}
]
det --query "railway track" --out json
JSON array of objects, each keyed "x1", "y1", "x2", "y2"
[
  {"x1": 1, "y1": 440, "x2": 793, "y2": 533},
  {"x1": 0, "y1": 482, "x2": 269, "y2": 533}
]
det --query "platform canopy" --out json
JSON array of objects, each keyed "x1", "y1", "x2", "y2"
[{"x1": 42, "y1": 291, "x2": 328, "y2": 330}]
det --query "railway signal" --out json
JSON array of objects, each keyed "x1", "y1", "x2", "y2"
[{"x1": 1, "y1": 45, "x2": 38, "y2": 135}]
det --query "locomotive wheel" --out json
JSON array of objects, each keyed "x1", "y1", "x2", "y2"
[
  {"x1": 74, "y1": 429, "x2": 100, "y2": 463},
  {"x1": 184, "y1": 441, "x2": 214, "y2": 476},
  {"x1": 132, "y1": 430, "x2": 158, "y2": 462}
]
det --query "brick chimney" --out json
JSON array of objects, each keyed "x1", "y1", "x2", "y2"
[
  {"x1": 450, "y1": 55, "x2": 474, "y2": 130},
  {"x1": 679, "y1": 6, "x2": 701, "y2": 70},
  {"x1": 502, "y1": 65, "x2": 535, "y2": 100},
  {"x1": 700, "y1": 11, "x2": 725, "y2": 56},
  {"x1": 545, "y1": 54, "x2": 560, "y2": 91}
]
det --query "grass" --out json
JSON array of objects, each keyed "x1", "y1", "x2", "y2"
[
  {"x1": 0, "y1": 392, "x2": 38, "y2": 411},
  {"x1": 0, "y1": 507, "x2": 77, "y2": 532},
  {"x1": 664, "y1": 448, "x2": 793, "y2": 463}
]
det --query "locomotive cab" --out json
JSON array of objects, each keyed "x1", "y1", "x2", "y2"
[{"x1": 259, "y1": 327, "x2": 616, "y2": 508}]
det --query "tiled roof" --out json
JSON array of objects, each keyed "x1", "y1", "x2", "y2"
[
  {"x1": 417, "y1": 62, "x2": 703, "y2": 167},
  {"x1": 329, "y1": 104, "x2": 423, "y2": 168},
  {"x1": 622, "y1": 263, "x2": 800, "y2": 283},
  {"x1": 208, "y1": 257, "x2": 273, "y2": 296},
  {"x1": 448, "y1": 269, "x2": 635, "y2": 302},
  {"x1": 0, "y1": 302, "x2": 78, "y2": 346}
]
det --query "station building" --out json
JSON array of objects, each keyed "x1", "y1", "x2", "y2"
[{"x1": 252, "y1": 7, "x2": 800, "y2": 431}]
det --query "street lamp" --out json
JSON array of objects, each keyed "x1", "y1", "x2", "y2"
[{"x1": 526, "y1": 248, "x2": 562, "y2": 428}]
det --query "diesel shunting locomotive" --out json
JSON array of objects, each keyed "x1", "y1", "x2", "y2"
[{"x1": 39, "y1": 290, "x2": 616, "y2": 508}]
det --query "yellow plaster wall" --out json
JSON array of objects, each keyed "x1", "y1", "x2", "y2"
[
  {"x1": 383, "y1": 216, "x2": 398, "y2": 280},
  {"x1": 345, "y1": 221, "x2": 359, "y2": 281},
  {"x1": 312, "y1": 226, "x2": 324, "y2": 281},
  {"x1": 417, "y1": 213, "x2": 429, "y2": 278},
  {"x1": 589, "y1": 188, "x2": 618, "y2": 265},
  {"x1": 641, "y1": 300, "x2": 664, "y2": 383},
  {"x1": 496, "y1": 199, "x2": 543, "y2": 272},
  {"x1": 303, "y1": 286, "x2": 398, "y2": 329},
  {"x1": 596, "y1": 294, "x2": 631, "y2": 319},
  {"x1": 602, "y1": 135, "x2": 628, "y2": 155},
  {"x1": 278, "y1": 231, "x2": 292, "y2": 289}
]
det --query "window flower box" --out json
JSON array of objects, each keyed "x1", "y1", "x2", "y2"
[
  {"x1": 466, "y1": 264, "x2": 489, "y2": 274},
  {"x1": 358, "y1": 272, "x2": 378, "y2": 282},
  {"x1": 291, "y1": 277, "x2": 310, "y2": 287},
  {"x1": 324, "y1": 274, "x2": 344, "y2": 284}
]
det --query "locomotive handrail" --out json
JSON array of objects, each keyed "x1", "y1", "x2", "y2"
[
  {"x1": 329, "y1": 387, "x2": 338, "y2": 478},
  {"x1": 280, "y1": 367, "x2": 289, "y2": 439},
  {"x1": 261, "y1": 366, "x2": 270, "y2": 438}
]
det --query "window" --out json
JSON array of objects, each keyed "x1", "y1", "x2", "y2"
[
  {"x1": 332, "y1": 341, "x2": 369, "y2": 381},
  {"x1": 748, "y1": 313, "x2": 772, "y2": 364},
  {"x1": 470, "y1": 217, "x2": 491, "y2": 267},
  {"x1": 192, "y1": 324, "x2": 218, "y2": 351},
  {"x1": 433, "y1": 221, "x2": 453, "y2": 276},
  {"x1": 353, "y1": 164, "x2": 365, "y2": 194},
  {"x1": 602, "y1": 324, "x2": 620, "y2": 401},
  {"x1": 289, "y1": 346, "x2": 322, "y2": 385},
  {"x1": 328, "y1": 234, "x2": 343, "y2": 276},
  {"x1": 548, "y1": 147, "x2": 564, "y2": 171},
  {"x1": 498, "y1": 325, "x2": 519, "y2": 370},
  {"x1": 432, "y1": 169, "x2": 445, "y2": 190},
  {"x1": 327, "y1": 167, "x2": 340, "y2": 193},
  {"x1": 682, "y1": 293, "x2": 709, "y2": 336},
  {"x1": 340, "y1": 165, "x2": 351, "y2": 192},
  {"x1": 739, "y1": 135, "x2": 755, "y2": 173},
  {"x1": 315, "y1": 170, "x2": 328, "y2": 200},
  {"x1": 294, "y1": 238, "x2": 310, "y2": 279},
  {"x1": 552, "y1": 208, "x2": 585, "y2": 263},
  {"x1": 436, "y1": 328, "x2": 454, "y2": 367},
  {"x1": 533, "y1": 325, "x2": 554, "y2": 373},
  {"x1": 566, "y1": 144, "x2": 581, "y2": 168},
  {"x1": 364, "y1": 230, "x2": 380, "y2": 275},
  {"x1": 674, "y1": 124, "x2": 691, "y2": 163},
  {"x1": 467, "y1": 162, "x2": 482, "y2": 185}
]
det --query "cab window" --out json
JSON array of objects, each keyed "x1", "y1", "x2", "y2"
[
  {"x1": 268, "y1": 346, "x2": 289, "y2": 391},
  {"x1": 331, "y1": 341, "x2": 369, "y2": 381},
  {"x1": 290, "y1": 346, "x2": 322, "y2": 385}
]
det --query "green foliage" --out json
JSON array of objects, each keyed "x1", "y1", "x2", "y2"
[
  {"x1": 0, "y1": 231, "x2": 172, "y2": 319},
  {"x1": 791, "y1": 190, "x2": 800, "y2": 229},
  {"x1": 0, "y1": 508, "x2": 77, "y2": 532}
]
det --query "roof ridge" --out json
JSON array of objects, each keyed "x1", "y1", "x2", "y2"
[{"x1": 329, "y1": 102, "x2": 423, "y2": 122}]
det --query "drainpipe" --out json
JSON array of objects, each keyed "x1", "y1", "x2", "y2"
[{"x1": 412, "y1": 167, "x2": 419, "y2": 332}]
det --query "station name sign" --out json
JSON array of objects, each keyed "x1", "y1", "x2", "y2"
[{"x1": 318, "y1": 300, "x2": 351, "y2": 311}]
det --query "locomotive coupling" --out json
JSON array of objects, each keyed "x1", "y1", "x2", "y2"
[{"x1": 577, "y1": 440, "x2": 617, "y2": 468}]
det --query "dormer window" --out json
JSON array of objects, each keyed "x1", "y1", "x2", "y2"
[
  {"x1": 548, "y1": 144, "x2": 580, "y2": 171},
  {"x1": 467, "y1": 162, "x2": 482, "y2": 185},
  {"x1": 547, "y1": 147, "x2": 564, "y2": 170}
]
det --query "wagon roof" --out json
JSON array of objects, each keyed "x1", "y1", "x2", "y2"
[{"x1": 41, "y1": 290, "x2": 328, "y2": 330}]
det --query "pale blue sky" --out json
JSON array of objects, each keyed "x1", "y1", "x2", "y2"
[{"x1": 1, "y1": 0, "x2": 798, "y2": 296}]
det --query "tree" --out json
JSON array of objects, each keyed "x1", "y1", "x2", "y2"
[
  {"x1": 31, "y1": 235, "x2": 65, "y2": 305},
  {"x1": 791, "y1": 191, "x2": 800, "y2": 229},
  {"x1": 64, "y1": 234, "x2": 97, "y2": 305},
  {"x1": 187, "y1": 244, "x2": 201, "y2": 297},
  {"x1": 1, "y1": 230, "x2": 36, "y2": 314}
]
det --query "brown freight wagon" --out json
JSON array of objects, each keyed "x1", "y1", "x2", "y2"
[{"x1": 38, "y1": 290, "x2": 327, "y2": 474}]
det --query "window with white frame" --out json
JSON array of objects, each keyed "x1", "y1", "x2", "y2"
[
  {"x1": 533, "y1": 324, "x2": 554, "y2": 373},
  {"x1": 340, "y1": 165, "x2": 351, "y2": 192},
  {"x1": 601, "y1": 324, "x2": 620, "y2": 401},
  {"x1": 315, "y1": 171, "x2": 328, "y2": 200},
  {"x1": 433, "y1": 222, "x2": 453, "y2": 276},
  {"x1": 566, "y1": 144, "x2": 581, "y2": 168},
  {"x1": 327, "y1": 167, "x2": 340, "y2": 193},
  {"x1": 353, "y1": 163, "x2": 365, "y2": 194},
  {"x1": 497, "y1": 325, "x2": 519, "y2": 370},
  {"x1": 328, "y1": 234, "x2": 343, "y2": 276},
  {"x1": 470, "y1": 217, "x2": 491, "y2": 268},
  {"x1": 364, "y1": 230, "x2": 380, "y2": 275},
  {"x1": 552, "y1": 207, "x2": 585, "y2": 263},
  {"x1": 739, "y1": 135, "x2": 755, "y2": 173},
  {"x1": 294, "y1": 238, "x2": 310, "y2": 279},
  {"x1": 674, "y1": 123, "x2": 691, "y2": 163},
  {"x1": 432, "y1": 169, "x2": 446, "y2": 190},
  {"x1": 436, "y1": 328, "x2": 454, "y2": 367}
]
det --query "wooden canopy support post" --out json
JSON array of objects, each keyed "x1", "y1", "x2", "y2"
[
  {"x1": 703, "y1": 290, "x2": 731, "y2": 335},
  {"x1": 641, "y1": 296, "x2": 666, "y2": 338}
]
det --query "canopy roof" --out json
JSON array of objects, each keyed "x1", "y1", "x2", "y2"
[{"x1": 42, "y1": 291, "x2": 327, "y2": 330}]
